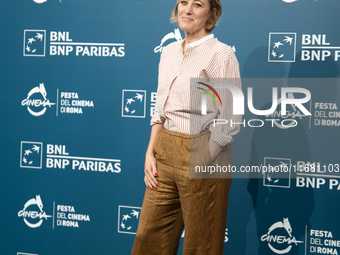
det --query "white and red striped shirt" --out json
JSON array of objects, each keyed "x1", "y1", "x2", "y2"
[{"x1": 151, "y1": 34, "x2": 241, "y2": 146}]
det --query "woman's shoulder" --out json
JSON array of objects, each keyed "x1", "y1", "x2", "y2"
[
  {"x1": 161, "y1": 40, "x2": 182, "y2": 56},
  {"x1": 209, "y1": 39, "x2": 238, "y2": 62}
]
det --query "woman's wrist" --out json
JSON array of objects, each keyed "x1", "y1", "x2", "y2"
[{"x1": 145, "y1": 149, "x2": 155, "y2": 157}]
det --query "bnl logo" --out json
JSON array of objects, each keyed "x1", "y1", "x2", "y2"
[
  {"x1": 23, "y1": 30, "x2": 46, "y2": 57},
  {"x1": 121, "y1": 90, "x2": 146, "y2": 118},
  {"x1": 20, "y1": 142, "x2": 43, "y2": 169},
  {"x1": 263, "y1": 157, "x2": 291, "y2": 188},
  {"x1": 268, "y1": 33, "x2": 296, "y2": 62},
  {"x1": 118, "y1": 206, "x2": 141, "y2": 234}
]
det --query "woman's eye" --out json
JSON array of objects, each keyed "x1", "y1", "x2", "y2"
[{"x1": 180, "y1": 1, "x2": 188, "y2": 4}]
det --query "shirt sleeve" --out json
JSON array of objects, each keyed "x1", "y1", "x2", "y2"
[
  {"x1": 150, "y1": 92, "x2": 162, "y2": 126},
  {"x1": 209, "y1": 56, "x2": 242, "y2": 147},
  {"x1": 150, "y1": 49, "x2": 166, "y2": 126}
]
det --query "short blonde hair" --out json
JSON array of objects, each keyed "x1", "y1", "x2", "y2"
[{"x1": 170, "y1": 0, "x2": 222, "y2": 33}]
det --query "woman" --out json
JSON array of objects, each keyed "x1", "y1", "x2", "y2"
[{"x1": 132, "y1": 0, "x2": 241, "y2": 254}]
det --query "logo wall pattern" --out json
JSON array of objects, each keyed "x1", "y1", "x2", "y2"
[{"x1": 1, "y1": 0, "x2": 339, "y2": 255}]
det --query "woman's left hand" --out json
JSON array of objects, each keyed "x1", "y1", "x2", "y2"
[{"x1": 209, "y1": 138, "x2": 223, "y2": 162}]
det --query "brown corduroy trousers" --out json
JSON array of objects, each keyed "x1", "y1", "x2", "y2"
[{"x1": 131, "y1": 128, "x2": 232, "y2": 255}]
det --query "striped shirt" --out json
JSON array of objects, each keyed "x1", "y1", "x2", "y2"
[{"x1": 151, "y1": 34, "x2": 241, "y2": 147}]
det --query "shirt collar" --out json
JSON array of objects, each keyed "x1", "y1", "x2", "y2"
[{"x1": 179, "y1": 34, "x2": 214, "y2": 50}]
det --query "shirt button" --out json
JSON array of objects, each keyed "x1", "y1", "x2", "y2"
[{"x1": 186, "y1": 52, "x2": 189, "y2": 55}]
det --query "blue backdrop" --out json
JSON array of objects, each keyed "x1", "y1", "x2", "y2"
[{"x1": 1, "y1": 0, "x2": 340, "y2": 255}]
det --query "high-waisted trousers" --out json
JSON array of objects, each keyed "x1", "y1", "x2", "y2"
[{"x1": 131, "y1": 128, "x2": 232, "y2": 255}]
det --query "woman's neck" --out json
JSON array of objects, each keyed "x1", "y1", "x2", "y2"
[{"x1": 182, "y1": 29, "x2": 209, "y2": 53}]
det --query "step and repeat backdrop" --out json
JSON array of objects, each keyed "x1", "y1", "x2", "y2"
[{"x1": 1, "y1": 0, "x2": 340, "y2": 255}]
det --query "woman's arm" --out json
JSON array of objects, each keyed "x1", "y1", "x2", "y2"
[
  {"x1": 208, "y1": 54, "x2": 241, "y2": 160},
  {"x1": 144, "y1": 123, "x2": 163, "y2": 189}
]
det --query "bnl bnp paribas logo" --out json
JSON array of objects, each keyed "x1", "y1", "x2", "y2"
[
  {"x1": 20, "y1": 142, "x2": 43, "y2": 169},
  {"x1": 268, "y1": 33, "x2": 297, "y2": 62},
  {"x1": 118, "y1": 205, "x2": 141, "y2": 234},
  {"x1": 20, "y1": 142, "x2": 121, "y2": 173},
  {"x1": 23, "y1": 30, "x2": 46, "y2": 57},
  {"x1": 121, "y1": 90, "x2": 146, "y2": 118},
  {"x1": 263, "y1": 157, "x2": 291, "y2": 188},
  {"x1": 269, "y1": 33, "x2": 340, "y2": 62},
  {"x1": 24, "y1": 30, "x2": 125, "y2": 57}
]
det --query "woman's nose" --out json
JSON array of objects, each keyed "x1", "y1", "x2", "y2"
[{"x1": 184, "y1": 3, "x2": 193, "y2": 14}]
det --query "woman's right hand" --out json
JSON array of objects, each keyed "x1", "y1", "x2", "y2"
[
  {"x1": 144, "y1": 153, "x2": 158, "y2": 190},
  {"x1": 144, "y1": 123, "x2": 163, "y2": 190}
]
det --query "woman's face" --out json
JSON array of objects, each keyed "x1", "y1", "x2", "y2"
[{"x1": 177, "y1": 0, "x2": 211, "y2": 35}]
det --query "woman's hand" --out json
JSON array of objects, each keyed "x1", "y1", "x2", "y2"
[
  {"x1": 209, "y1": 138, "x2": 223, "y2": 162},
  {"x1": 144, "y1": 152, "x2": 158, "y2": 190},
  {"x1": 144, "y1": 123, "x2": 163, "y2": 190}
]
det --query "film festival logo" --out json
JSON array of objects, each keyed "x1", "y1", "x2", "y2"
[
  {"x1": 121, "y1": 90, "x2": 146, "y2": 118},
  {"x1": 18, "y1": 195, "x2": 52, "y2": 228},
  {"x1": 263, "y1": 157, "x2": 291, "y2": 189},
  {"x1": 21, "y1": 83, "x2": 55, "y2": 117},
  {"x1": 268, "y1": 33, "x2": 297, "y2": 62},
  {"x1": 20, "y1": 142, "x2": 43, "y2": 169},
  {"x1": 154, "y1": 28, "x2": 183, "y2": 54},
  {"x1": 117, "y1": 206, "x2": 141, "y2": 234},
  {"x1": 261, "y1": 218, "x2": 303, "y2": 254},
  {"x1": 23, "y1": 30, "x2": 46, "y2": 57}
]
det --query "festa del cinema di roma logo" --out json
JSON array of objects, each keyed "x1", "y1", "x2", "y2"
[
  {"x1": 154, "y1": 28, "x2": 183, "y2": 53},
  {"x1": 18, "y1": 195, "x2": 52, "y2": 228},
  {"x1": 261, "y1": 218, "x2": 303, "y2": 254},
  {"x1": 21, "y1": 83, "x2": 55, "y2": 117},
  {"x1": 197, "y1": 82, "x2": 312, "y2": 128},
  {"x1": 18, "y1": 195, "x2": 91, "y2": 229}
]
